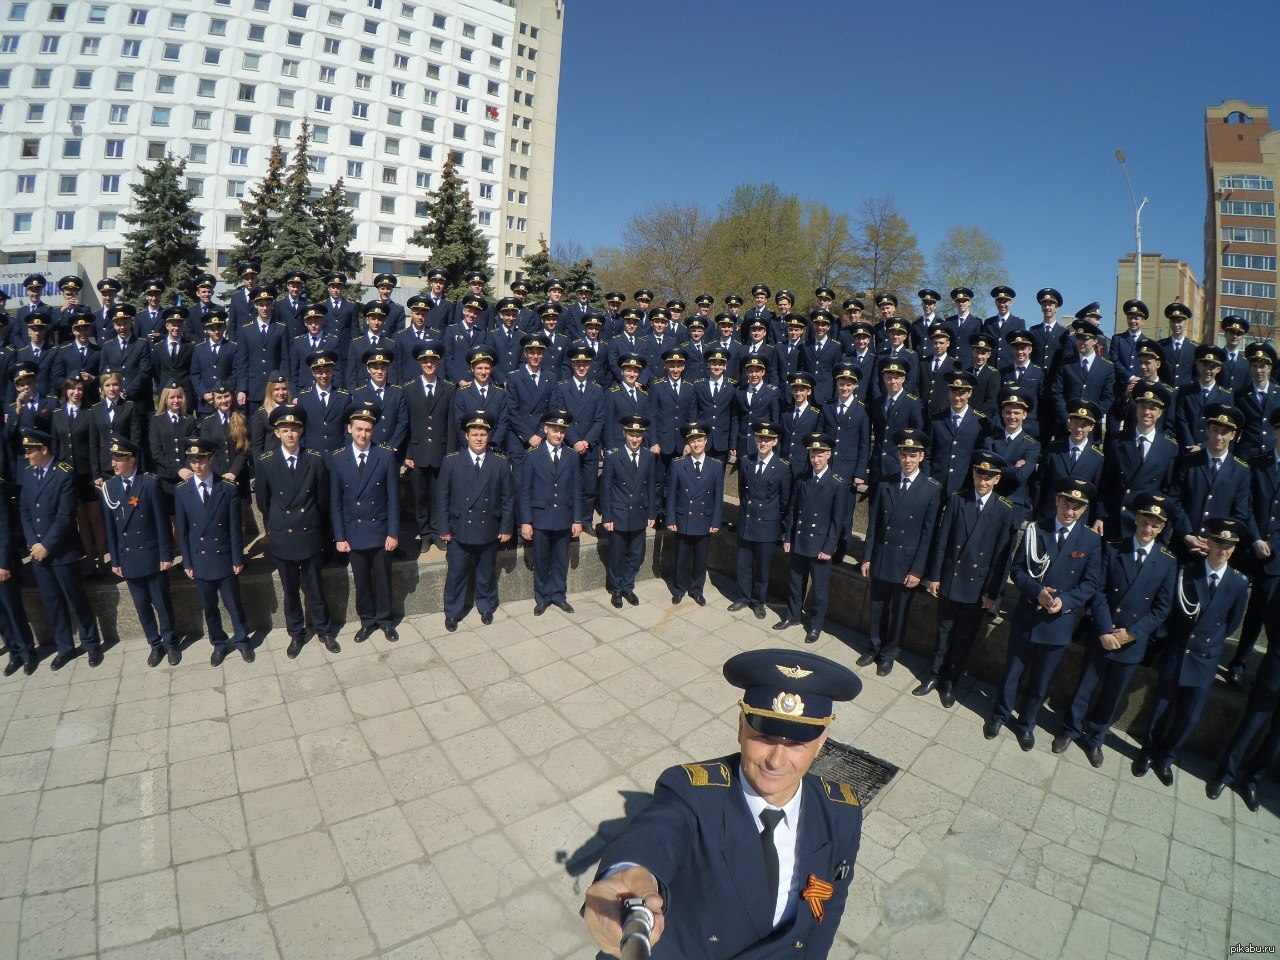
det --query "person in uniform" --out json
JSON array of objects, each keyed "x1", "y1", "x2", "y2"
[
  {"x1": 734, "y1": 356, "x2": 780, "y2": 461},
  {"x1": 520, "y1": 409, "x2": 583, "y2": 615},
  {"x1": 771, "y1": 314, "x2": 809, "y2": 388},
  {"x1": 1135, "y1": 518, "x2": 1248, "y2": 787},
  {"x1": 369, "y1": 273, "x2": 407, "y2": 334},
  {"x1": 227, "y1": 262, "x2": 260, "y2": 331},
  {"x1": 272, "y1": 271, "x2": 311, "y2": 339},
  {"x1": 402, "y1": 341, "x2": 455, "y2": 549},
  {"x1": 1170, "y1": 403, "x2": 1250, "y2": 558},
  {"x1": 14, "y1": 311, "x2": 59, "y2": 400},
  {"x1": 945, "y1": 287, "x2": 982, "y2": 369},
  {"x1": 966, "y1": 332, "x2": 1002, "y2": 420},
  {"x1": 53, "y1": 311, "x2": 101, "y2": 404},
  {"x1": 925, "y1": 370, "x2": 986, "y2": 497},
  {"x1": 505, "y1": 333, "x2": 557, "y2": 477},
  {"x1": 1033, "y1": 400, "x2": 1105, "y2": 526},
  {"x1": 985, "y1": 478, "x2": 1102, "y2": 750},
  {"x1": 583, "y1": 649, "x2": 863, "y2": 959},
  {"x1": 1109, "y1": 299, "x2": 1151, "y2": 399},
  {"x1": 330, "y1": 402, "x2": 400, "y2": 642},
  {"x1": 922, "y1": 453, "x2": 1017, "y2": 705},
  {"x1": 553, "y1": 346, "x2": 606, "y2": 521},
  {"x1": 322, "y1": 272, "x2": 358, "y2": 343},
  {"x1": 1096, "y1": 383, "x2": 1178, "y2": 540},
  {"x1": 665, "y1": 421, "x2": 723, "y2": 606},
  {"x1": 1171, "y1": 345, "x2": 1231, "y2": 453},
  {"x1": 351, "y1": 346, "x2": 407, "y2": 455},
  {"x1": 235, "y1": 285, "x2": 288, "y2": 416},
  {"x1": 451, "y1": 347, "x2": 508, "y2": 450},
  {"x1": 1228, "y1": 408, "x2": 1280, "y2": 686},
  {"x1": 1027, "y1": 287, "x2": 1072, "y2": 376},
  {"x1": 52, "y1": 374, "x2": 105, "y2": 572},
  {"x1": 1157, "y1": 302, "x2": 1197, "y2": 389},
  {"x1": 1053, "y1": 493, "x2": 1177, "y2": 766},
  {"x1": 0, "y1": 474, "x2": 35, "y2": 675},
  {"x1": 819, "y1": 364, "x2": 870, "y2": 563},
  {"x1": 600, "y1": 414, "x2": 658, "y2": 608},
  {"x1": 731, "y1": 422, "x2": 790, "y2": 619},
  {"x1": 175, "y1": 438, "x2": 251, "y2": 664},
  {"x1": 803, "y1": 311, "x2": 842, "y2": 405},
  {"x1": 999, "y1": 330, "x2": 1046, "y2": 438},
  {"x1": 983, "y1": 286, "x2": 1025, "y2": 371},
  {"x1": 347, "y1": 302, "x2": 390, "y2": 390},
  {"x1": 420, "y1": 267, "x2": 454, "y2": 333},
  {"x1": 1218, "y1": 316, "x2": 1251, "y2": 392},
  {"x1": 694, "y1": 348, "x2": 737, "y2": 468},
  {"x1": 986, "y1": 386, "x2": 1040, "y2": 528},
  {"x1": 289, "y1": 304, "x2": 344, "y2": 394},
  {"x1": 295, "y1": 350, "x2": 351, "y2": 457},
  {"x1": 152, "y1": 308, "x2": 195, "y2": 410},
  {"x1": 780, "y1": 372, "x2": 822, "y2": 477},
  {"x1": 102, "y1": 437, "x2": 179, "y2": 667},
  {"x1": 255, "y1": 405, "x2": 337, "y2": 658},
  {"x1": 19, "y1": 428, "x2": 103, "y2": 669},
  {"x1": 191, "y1": 312, "x2": 238, "y2": 416},
  {"x1": 603, "y1": 354, "x2": 650, "y2": 452},
  {"x1": 442, "y1": 293, "x2": 494, "y2": 386},
  {"x1": 917, "y1": 325, "x2": 962, "y2": 417},
  {"x1": 1233, "y1": 342, "x2": 1280, "y2": 462},
  {"x1": 859, "y1": 429, "x2": 941, "y2": 672},
  {"x1": 868, "y1": 359, "x2": 923, "y2": 482},
  {"x1": 1051, "y1": 318, "x2": 1114, "y2": 443},
  {"x1": 1207, "y1": 644, "x2": 1279, "y2": 811}
]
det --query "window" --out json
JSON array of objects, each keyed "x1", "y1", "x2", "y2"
[
  {"x1": 203, "y1": 47, "x2": 221, "y2": 65},
  {"x1": 197, "y1": 78, "x2": 216, "y2": 97},
  {"x1": 225, "y1": 215, "x2": 242, "y2": 232},
  {"x1": 420, "y1": 116, "x2": 435, "y2": 134},
  {"x1": 292, "y1": 2, "x2": 308, "y2": 17},
  {"x1": 1222, "y1": 253, "x2": 1277, "y2": 271},
  {"x1": 315, "y1": 94, "x2": 332, "y2": 112},
  {"x1": 457, "y1": 71, "x2": 471, "y2": 88},
  {"x1": 460, "y1": 46, "x2": 472, "y2": 61},
  {"x1": 170, "y1": 12, "x2": 187, "y2": 29},
  {"x1": 188, "y1": 143, "x2": 207, "y2": 163},
  {"x1": 385, "y1": 137, "x2": 400, "y2": 155},
  {"x1": 349, "y1": 131, "x2": 366, "y2": 147},
  {"x1": 253, "y1": 0, "x2": 270, "y2": 9},
  {"x1": 309, "y1": 156, "x2": 326, "y2": 173},
  {"x1": 359, "y1": 45, "x2": 374, "y2": 63},
  {"x1": 162, "y1": 42, "x2": 180, "y2": 60},
  {"x1": 518, "y1": 191, "x2": 527, "y2": 204},
  {"x1": 227, "y1": 179, "x2": 246, "y2": 199},
  {"x1": 88, "y1": 4, "x2": 106, "y2": 22},
  {"x1": 429, "y1": 37, "x2": 442, "y2": 53},
  {"x1": 111, "y1": 104, "x2": 132, "y2": 124},
  {"x1": 101, "y1": 174, "x2": 120, "y2": 192},
  {"x1": 192, "y1": 111, "x2": 211, "y2": 130},
  {"x1": 323, "y1": 37, "x2": 340, "y2": 54},
  {"x1": 423, "y1": 88, "x2": 437, "y2": 105},
  {"x1": 393, "y1": 53, "x2": 409, "y2": 69},
  {"x1": 209, "y1": 18, "x2": 226, "y2": 36},
  {"x1": 318, "y1": 66, "x2": 336, "y2": 84},
  {"x1": 73, "y1": 69, "x2": 92, "y2": 88},
  {"x1": 55, "y1": 211, "x2": 74, "y2": 230},
  {"x1": 453, "y1": 122, "x2": 467, "y2": 139},
  {"x1": 26, "y1": 103, "x2": 44, "y2": 122},
  {"x1": 449, "y1": 149, "x2": 464, "y2": 165},
  {"x1": 1219, "y1": 306, "x2": 1276, "y2": 328},
  {"x1": 0, "y1": 67, "x2": 7, "y2": 85},
  {"x1": 478, "y1": 183, "x2": 493, "y2": 199},
  {"x1": 415, "y1": 172, "x2": 431, "y2": 189},
  {"x1": 146, "y1": 141, "x2": 164, "y2": 160},
  {"x1": 483, "y1": 131, "x2": 496, "y2": 147},
  {"x1": 397, "y1": 28, "x2": 411, "y2": 44},
  {"x1": 230, "y1": 146, "x2": 249, "y2": 165},
  {"x1": 238, "y1": 83, "x2": 256, "y2": 102},
  {"x1": 1221, "y1": 279, "x2": 1277, "y2": 299},
  {"x1": 32, "y1": 67, "x2": 51, "y2": 86},
  {"x1": 491, "y1": 31, "x2": 504, "y2": 48},
  {"x1": 312, "y1": 125, "x2": 328, "y2": 143},
  {"x1": 286, "y1": 30, "x2": 302, "y2": 46},
  {"x1": 387, "y1": 108, "x2": 403, "y2": 126},
  {"x1": 115, "y1": 71, "x2": 134, "y2": 90},
  {"x1": 480, "y1": 157, "x2": 494, "y2": 173},
  {"x1": 53, "y1": 173, "x2": 76, "y2": 195},
  {"x1": 275, "y1": 88, "x2": 294, "y2": 108},
  {"x1": 15, "y1": 174, "x2": 35, "y2": 193},
  {"x1": 390, "y1": 80, "x2": 406, "y2": 97},
  {"x1": 346, "y1": 160, "x2": 364, "y2": 178},
  {"x1": 12, "y1": 213, "x2": 32, "y2": 232},
  {"x1": 121, "y1": 38, "x2": 140, "y2": 57},
  {"x1": 529, "y1": 27, "x2": 538, "y2": 39},
  {"x1": 378, "y1": 226, "x2": 395, "y2": 243},
  {"x1": 515, "y1": 66, "x2": 523, "y2": 79},
  {"x1": 425, "y1": 64, "x2": 440, "y2": 80},
  {"x1": 81, "y1": 37, "x2": 100, "y2": 55},
  {"x1": 1221, "y1": 200, "x2": 1276, "y2": 217},
  {"x1": 352, "y1": 101, "x2": 369, "y2": 119},
  {"x1": 281, "y1": 58, "x2": 299, "y2": 77},
  {"x1": 67, "y1": 103, "x2": 86, "y2": 123},
  {"x1": 248, "y1": 24, "x2": 265, "y2": 41},
  {"x1": 1221, "y1": 226, "x2": 1276, "y2": 244},
  {"x1": 418, "y1": 144, "x2": 433, "y2": 161},
  {"x1": 487, "y1": 80, "x2": 500, "y2": 96},
  {"x1": 97, "y1": 211, "x2": 116, "y2": 230},
  {"x1": 363, "y1": 17, "x2": 377, "y2": 34},
  {"x1": 455, "y1": 97, "x2": 469, "y2": 112},
  {"x1": 62, "y1": 139, "x2": 82, "y2": 158},
  {"x1": 1219, "y1": 174, "x2": 1276, "y2": 192},
  {"x1": 129, "y1": 7, "x2": 147, "y2": 25},
  {"x1": 243, "y1": 52, "x2": 261, "y2": 70},
  {"x1": 401, "y1": 3, "x2": 415, "y2": 17},
  {"x1": 152, "y1": 107, "x2": 171, "y2": 126},
  {"x1": 187, "y1": 177, "x2": 203, "y2": 198},
  {"x1": 0, "y1": 34, "x2": 18, "y2": 52},
  {"x1": 355, "y1": 72, "x2": 372, "y2": 90},
  {"x1": 432, "y1": 13, "x2": 445, "y2": 28},
  {"x1": 104, "y1": 139, "x2": 124, "y2": 158},
  {"x1": 7, "y1": 2, "x2": 25, "y2": 18},
  {"x1": 478, "y1": 211, "x2": 491, "y2": 226},
  {"x1": 489, "y1": 55, "x2": 501, "y2": 69},
  {"x1": 233, "y1": 114, "x2": 252, "y2": 134},
  {"x1": 155, "y1": 75, "x2": 175, "y2": 94},
  {"x1": 274, "y1": 119, "x2": 291, "y2": 137},
  {"x1": 382, "y1": 167, "x2": 398, "y2": 184},
  {"x1": 462, "y1": 22, "x2": 475, "y2": 38},
  {"x1": 380, "y1": 196, "x2": 396, "y2": 214},
  {"x1": 327, "y1": 11, "x2": 343, "y2": 26}
]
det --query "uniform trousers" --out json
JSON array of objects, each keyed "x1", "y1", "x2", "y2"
[
  {"x1": 934, "y1": 595, "x2": 988, "y2": 682},
  {"x1": 1062, "y1": 654, "x2": 1140, "y2": 747},
  {"x1": 349, "y1": 547, "x2": 393, "y2": 628},
  {"x1": 273, "y1": 554, "x2": 332, "y2": 639},
  {"x1": 1143, "y1": 678, "x2": 1213, "y2": 765},
  {"x1": 30, "y1": 561, "x2": 100, "y2": 654},
  {"x1": 123, "y1": 572, "x2": 176, "y2": 649},
  {"x1": 0, "y1": 580, "x2": 34, "y2": 662},
  {"x1": 866, "y1": 578, "x2": 914, "y2": 663},
  {"x1": 995, "y1": 635, "x2": 1068, "y2": 733},
  {"x1": 735, "y1": 539, "x2": 774, "y2": 605},
  {"x1": 444, "y1": 539, "x2": 499, "y2": 619},
  {"x1": 787, "y1": 553, "x2": 832, "y2": 630},
  {"x1": 607, "y1": 529, "x2": 646, "y2": 594},
  {"x1": 576, "y1": 451, "x2": 599, "y2": 521},
  {"x1": 672, "y1": 533, "x2": 709, "y2": 598},
  {"x1": 1218, "y1": 683, "x2": 1280, "y2": 787},
  {"x1": 532, "y1": 528, "x2": 571, "y2": 605},
  {"x1": 1230, "y1": 570, "x2": 1280, "y2": 672},
  {"x1": 409, "y1": 464, "x2": 442, "y2": 540},
  {"x1": 194, "y1": 574, "x2": 248, "y2": 649}
]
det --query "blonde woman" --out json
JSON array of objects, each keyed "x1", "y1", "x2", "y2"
[
  {"x1": 200, "y1": 382, "x2": 254, "y2": 538},
  {"x1": 252, "y1": 372, "x2": 293, "y2": 462}
]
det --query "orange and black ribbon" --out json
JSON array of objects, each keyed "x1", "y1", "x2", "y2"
[{"x1": 801, "y1": 874, "x2": 834, "y2": 921}]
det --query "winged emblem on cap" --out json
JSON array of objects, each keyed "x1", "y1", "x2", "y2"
[{"x1": 776, "y1": 664, "x2": 813, "y2": 679}]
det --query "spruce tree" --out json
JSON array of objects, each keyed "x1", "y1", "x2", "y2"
[
  {"x1": 408, "y1": 155, "x2": 492, "y2": 300},
  {"x1": 260, "y1": 121, "x2": 327, "y2": 292},
  {"x1": 522, "y1": 236, "x2": 554, "y2": 294},
  {"x1": 117, "y1": 153, "x2": 206, "y2": 302},
  {"x1": 565, "y1": 256, "x2": 605, "y2": 308},
  {"x1": 221, "y1": 142, "x2": 286, "y2": 291},
  {"x1": 313, "y1": 179, "x2": 365, "y2": 300}
]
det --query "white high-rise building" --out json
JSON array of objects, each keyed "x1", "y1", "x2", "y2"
[{"x1": 0, "y1": 0, "x2": 563, "y2": 300}]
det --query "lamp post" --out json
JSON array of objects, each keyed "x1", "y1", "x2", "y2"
[{"x1": 1115, "y1": 149, "x2": 1149, "y2": 302}]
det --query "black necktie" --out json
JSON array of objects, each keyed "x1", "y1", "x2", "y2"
[
  {"x1": 1209, "y1": 572, "x2": 1219, "y2": 594},
  {"x1": 1211, "y1": 458, "x2": 1220, "y2": 477},
  {"x1": 901, "y1": 476, "x2": 910, "y2": 493},
  {"x1": 975, "y1": 497, "x2": 983, "y2": 514},
  {"x1": 1136, "y1": 435, "x2": 1146, "y2": 460},
  {"x1": 287, "y1": 455, "x2": 296, "y2": 472},
  {"x1": 1135, "y1": 548, "x2": 1144, "y2": 568},
  {"x1": 200, "y1": 482, "x2": 208, "y2": 503},
  {"x1": 694, "y1": 460, "x2": 702, "y2": 478},
  {"x1": 474, "y1": 456, "x2": 482, "y2": 474},
  {"x1": 551, "y1": 448, "x2": 559, "y2": 466},
  {"x1": 170, "y1": 342, "x2": 178, "y2": 359},
  {"x1": 479, "y1": 387, "x2": 487, "y2": 401},
  {"x1": 755, "y1": 460, "x2": 763, "y2": 477},
  {"x1": 1069, "y1": 447, "x2": 1079, "y2": 467},
  {"x1": 427, "y1": 382, "x2": 434, "y2": 399},
  {"x1": 759, "y1": 808, "x2": 785, "y2": 918},
  {"x1": 123, "y1": 478, "x2": 132, "y2": 498},
  {"x1": 631, "y1": 452, "x2": 639, "y2": 470},
  {"x1": 1057, "y1": 527, "x2": 1067, "y2": 550},
  {"x1": 358, "y1": 452, "x2": 367, "y2": 474}
]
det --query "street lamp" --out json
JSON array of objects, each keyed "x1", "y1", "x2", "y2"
[{"x1": 1115, "y1": 149, "x2": 1149, "y2": 302}]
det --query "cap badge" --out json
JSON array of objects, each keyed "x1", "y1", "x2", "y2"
[
  {"x1": 773, "y1": 692, "x2": 805, "y2": 716},
  {"x1": 776, "y1": 664, "x2": 813, "y2": 680}
]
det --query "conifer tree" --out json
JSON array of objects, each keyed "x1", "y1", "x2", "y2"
[
  {"x1": 260, "y1": 121, "x2": 327, "y2": 292},
  {"x1": 521, "y1": 236, "x2": 553, "y2": 294},
  {"x1": 118, "y1": 153, "x2": 206, "y2": 302},
  {"x1": 313, "y1": 179, "x2": 365, "y2": 299},
  {"x1": 408, "y1": 155, "x2": 492, "y2": 300},
  {"x1": 221, "y1": 142, "x2": 286, "y2": 291}
]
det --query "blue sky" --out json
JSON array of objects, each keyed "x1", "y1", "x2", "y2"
[{"x1": 550, "y1": 0, "x2": 1280, "y2": 320}]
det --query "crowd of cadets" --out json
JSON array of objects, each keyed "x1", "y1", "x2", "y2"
[{"x1": 1, "y1": 271, "x2": 1278, "y2": 808}]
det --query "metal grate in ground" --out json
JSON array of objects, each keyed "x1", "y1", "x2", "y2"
[{"x1": 810, "y1": 738, "x2": 899, "y2": 805}]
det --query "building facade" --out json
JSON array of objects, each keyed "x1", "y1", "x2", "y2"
[
  {"x1": 1113, "y1": 253, "x2": 1205, "y2": 341},
  {"x1": 0, "y1": 0, "x2": 562, "y2": 299},
  {"x1": 1203, "y1": 100, "x2": 1279, "y2": 344}
]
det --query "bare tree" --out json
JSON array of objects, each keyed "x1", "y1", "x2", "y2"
[
  {"x1": 931, "y1": 225, "x2": 1006, "y2": 316},
  {"x1": 851, "y1": 193, "x2": 926, "y2": 302}
]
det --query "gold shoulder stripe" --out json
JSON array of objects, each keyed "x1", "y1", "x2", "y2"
[
  {"x1": 821, "y1": 778, "x2": 860, "y2": 806},
  {"x1": 682, "y1": 762, "x2": 731, "y2": 788}
]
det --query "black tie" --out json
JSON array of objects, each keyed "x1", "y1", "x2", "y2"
[
  {"x1": 748, "y1": 388, "x2": 755, "y2": 406},
  {"x1": 1069, "y1": 447, "x2": 1079, "y2": 467},
  {"x1": 123, "y1": 477, "x2": 132, "y2": 498},
  {"x1": 474, "y1": 456, "x2": 482, "y2": 474},
  {"x1": 1209, "y1": 572, "x2": 1219, "y2": 594},
  {"x1": 975, "y1": 497, "x2": 983, "y2": 515},
  {"x1": 631, "y1": 452, "x2": 639, "y2": 470},
  {"x1": 755, "y1": 460, "x2": 763, "y2": 477},
  {"x1": 170, "y1": 342, "x2": 178, "y2": 359},
  {"x1": 200, "y1": 482, "x2": 208, "y2": 503},
  {"x1": 1057, "y1": 527, "x2": 1067, "y2": 550},
  {"x1": 552, "y1": 448, "x2": 559, "y2": 467},
  {"x1": 358, "y1": 452, "x2": 367, "y2": 474},
  {"x1": 479, "y1": 387, "x2": 487, "y2": 401},
  {"x1": 694, "y1": 460, "x2": 702, "y2": 478},
  {"x1": 1135, "y1": 548, "x2": 1144, "y2": 568},
  {"x1": 759, "y1": 808, "x2": 785, "y2": 918},
  {"x1": 1136, "y1": 435, "x2": 1146, "y2": 460},
  {"x1": 900, "y1": 476, "x2": 909, "y2": 493},
  {"x1": 427, "y1": 383, "x2": 434, "y2": 400},
  {"x1": 1211, "y1": 458, "x2": 1220, "y2": 478},
  {"x1": 287, "y1": 455, "x2": 296, "y2": 472}
]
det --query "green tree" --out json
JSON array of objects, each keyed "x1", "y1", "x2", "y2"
[
  {"x1": 706, "y1": 183, "x2": 806, "y2": 299},
  {"x1": 221, "y1": 142, "x2": 286, "y2": 292},
  {"x1": 522, "y1": 235, "x2": 554, "y2": 294},
  {"x1": 408, "y1": 154, "x2": 492, "y2": 300},
  {"x1": 619, "y1": 199, "x2": 712, "y2": 301},
  {"x1": 851, "y1": 193, "x2": 926, "y2": 308},
  {"x1": 930, "y1": 226, "x2": 1006, "y2": 317},
  {"x1": 117, "y1": 153, "x2": 206, "y2": 302},
  {"x1": 313, "y1": 179, "x2": 364, "y2": 299},
  {"x1": 259, "y1": 121, "x2": 327, "y2": 290}
]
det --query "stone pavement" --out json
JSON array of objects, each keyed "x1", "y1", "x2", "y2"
[{"x1": 0, "y1": 574, "x2": 1276, "y2": 960}]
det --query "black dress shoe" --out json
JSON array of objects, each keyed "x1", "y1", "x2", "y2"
[
  {"x1": 752, "y1": 605, "x2": 766, "y2": 619},
  {"x1": 939, "y1": 681, "x2": 956, "y2": 708},
  {"x1": 1016, "y1": 729, "x2": 1035, "y2": 752},
  {"x1": 321, "y1": 635, "x2": 340, "y2": 653},
  {"x1": 1205, "y1": 780, "x2": 1225, "y2": 800},
  {"x1": 147, "y1": 648, "x2": 164, "y2": 669},
  {"x1": 1154, "y1": 762, "x2": 1174, "y2": 787},
  {"x1": 856, "y1": 652, "x2": 876, "y2": 667},
  {"x1": 168, "y1": 646, "x2": 182, "y2": 666},
  {"x1": 87, "y1": 649, "x2": 104, "y2": 668},
  {"x1": 1227, "y1": 662, "x2": 1245, "y2": 687},
  {"x1": 50, "y1": 652, "x2": 71, "y2": 671},
  {"x1": 670, "y1": 592, "x2": 684, "y2": 605},
  {"x1": 353, "y1": 625, "x2": 375, "y2": 643},
  {"x1": 611, "y1": 594, "x2": 624, "y2": 609},
  {"x1": 772, "y1": 619, "x2": 797, "y2": 631},
  {"x1": 1131, "y1": 754, "x2": 1150, "y2": 777},
  {"x1": 1051, "y1": 734, "x2": 1072, "y2": 754},
  {"x1": 210, "y1": 646, "x2": 228, "y2": 667},
  {"x1": 1085, "y1": 746, "x2": 1104, "y2": 768},
  {"x1": 481, "y1": 612, "x2": 493, "y2": 625},
  {"x1": 3, "y1": 659, "x2": 21, "y2": 677},
  {"x1": 23, "y1": 659, "x2": 37, "y2": 676},
  {"x1": 286, "y1": 638, "x2": 303, "y2": 659},
  {"x1": 534, "y1": 604, "x2": 547, "y2": 616},
  {"x1": 623, "y1": 591, "x2": 639, "y2": 606},
  {"x1": 983, "y1": 718, "x2": 1003, "y2": 740},
  {"x1": 556, "y1": 601, "x2": 574, "y2": 614},
  {"x1": 1243, "y1": 782, "x2": 1261, "y2": 812},
  {"x1": 912, "y1": 679, "x2": 938, "y2": 697},
  {"x1": 805, "y1": 629, "x2": 821, "y2": 644},
  {"x1": 444, "y1": 618, "x2": 458, "y2": 632},
  {"x1": 240, "y1": 647, "x2": 255, "y2": 664},
  {"x1": 383, "y1": 626, "x2": 399, "y2": 641},
  {"x1": 690, "y1": 595, "x2": 706, "y2": 607},
  {"x1": 876, "y1": 660, "x2": 893, "y2": 677},
  {"x1": 727, "y1": 601, "x2": 748, "y2": 612}
]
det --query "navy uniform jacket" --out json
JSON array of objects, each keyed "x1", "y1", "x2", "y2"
[
  {"x1": 272, "y1": 295, "x2": 310, "y2": 340},
  {"x1": 863, "y1": 472, "x2": 941, "y2": 579},
  {"x1": 607, "y1": 334, "x2": 651, "y2": 387},
  {"x1": 985, "y1": 429, "x2": 1040, "y2": 511},
  {"x1": 1086, "y1": 539, "x2": 1177, "y2": 665},
  {"x1": 946, "y1": 314, "x2": 983, "y2": 367},
  {"x1": 102, "y1": 471, "x2": 171, "y2": 577},
  {"x1": 295, "y1": 388, "x2": 351, "y2": 456},
  {"x1": 869, "y1": 392, "x2": 925, "y2": 481},
  {"x1": 802, "y1": 338, "x2": 843, "y2": 403},
  {"x1": 926, "y1": 492, "x2": 1017, "y2": 604},
  {"x1": 917, "y1": 355, "x2": 963, "y2": 417},
  {"x1": 504, "y1": 368, "x2": 557, "y2": 453},
  {"x1": 733, "y1": 383, "x2": 781, "y2": 459},
  {"x1": 1171, "y1": 383, "x2": 1233, "y2": 450},
  {"x1": 680, "y1": 339, "x2": 709, "y2": 382},
  {"x1": 367, "y1": 299, "x2": 406, "y2": 335},
  {"x1": 402, "y1": 377, "x2": 456, "y2": 469},
  {"x1": 1219, "y1": 349, "x2": 1250, "y2": 393},
  {"x1": 100, "y1": 335, "x2": 154, "y2": 401},
  {"x1": 841, "y1": 350, "x2": 877, "y2": 404},
  {"x1": 392, "y1": 327, "x2": 436, "y2": 383},
  {"x1": 596, "y1": 756, "x2": 861, "y2": 960},
  {"x1": 53, "y1": 342, "x2": 101, "y2": 393},
  {"x1": 982, "y1": 314, "x2": 1026, "y2": 369},
  {"x1": 420, "y1": 296, "x2": 453, "y2": 333},
  {"x1": 552, "y1": 379, "x2": 606, "y2": 449},
  {"x1": 342, "y1": 333, "x2": 390, "y2": 390},
  {"x1": 1052, "y1": 354, "x2": 1116, "y2": 432},
  {"x1": 736, "y1": 454, "x2": 791, "y2": 543},
  {"x1": 1248, "y1": 454, "x2": 1280, "y2": 577},
  {"x1": 324, "y1": 298, "x2": 359, "y2": 342},
  {"x1": 599, "y1": 446, "x2": 658, "y2": 532},
  {"x1": 519, "y1": 444, "x2": 583, "y2": 527},
  {"x1": 151, "y1": 338, "x2": 195, "y2": 401},
  {"x1": 226, "y1": 287, "x2": 256, "y2": 331},
  {"x1": 351, "y1": 384, "x2": 408, "y2": 453},
  {"x1": 288, "y1": 333, "x2": 346, "y2": 393},
  {"x1": 255, "y1": 448, "x2": 329, "y2": 560},
  {"x1": 441, "y1": 322, "x2": 495, "y2": 385},
  {"x1": 780, "y1": 404, "x2": 822, "y2": 475},
  {"x1": 234, "y1": 320, "x2": 288, "y2": 403},
  {"x1": 175, "y1": 477, "x2": 244, "y2": 578},
  {"x1": 190, "y1": 340, "x2": 238, "y2": 412},
  {"x1": 1171, "y1": 450, "x2": 1251, "y2": 542},
  {"x1": 603, "y1": 384, "x2": 650, "y2": 451},
  {"x1": 1097, "y1": 430, "x2": 1179, "y2": 528},
  {"x1": 694, "y1": 378, "x2": 737, "y2": 453},
  {"x1": 435, "y1": 450, "x2": 514, "y2": 544},
  {"x1": 88, "y1": 399, "x2": 146, "y2": 479},
  {"x1": 1233, "y1": 384, "x2": 1280, "y2": 461},
  {"x1": 452, "y1": 382, "x2": 509, "y2": 451},
  {"x1": 665, "y1": 455, "x2": 724, "y2": 535},
  {"x1": 925, "y1": 408, "x2": 987, "y2": 496},
  {"x1": 968, "y1": 363, "x2": 1002, "y2": 420},
  {"x1": 148, "y1": 412, "x2": 198, "y2": 486},
  {"x1": 785, "y1": 469, "x2": 850, "y2": 559},
  {"x1": 1109, "y1": 331, "x2": 1149, "y2": 383},
  {"x1": 569, "y1": 337, "x2": 612, "y2": 387},
  {"x1": 19, "y1": 460, "x2": 82, "y2": 564},
  {"x1": 819, "y1": 399, "x2": 870, "y2": 483},
  {"x1": 488, "y1": 322, "x2": 527, "y2": 385},
  {"x1": 770, "y1": 338, "x2": 807, "y2": 388},
  {"x1": 199, "y1": 413, "x2": 250, "y2": 482},
  {"x1": 536, "y1": 329, "x2": 572, "y2": 380},
  {"x1": 329, "y1": 444, "x2": 399, "y2": 549},
  {"x1": 1033, "y1": 441, "x2": 1105, "y2": 525},
  {"x1": 52, "y1": 405, "x2": 96, "y2": 477},
  {"x1": 730, "y1": 341, "x2": 764, "y2": 384},
  {"x1": 1007, "y1": 521, "x2": 1103, "y2": 645},
  {"x1": 13, "y1": 343, "x2": 58, "y2": 399},
  {"x1": 1157, "y1": 337, "x2": 1197, "y2": 388},
  {"x1": 998, "y1": 364, "x2": 1047, "y2": 436},
  {"x1": 1027, "y1": 322, "x2": 1073, "y2": 375},
  {"x1": 648, "y1": 379, "x2": 699, "y2": 454},
  {"x1": 1160, "y1": 562, "x2": 1248, "y2": 687}
]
